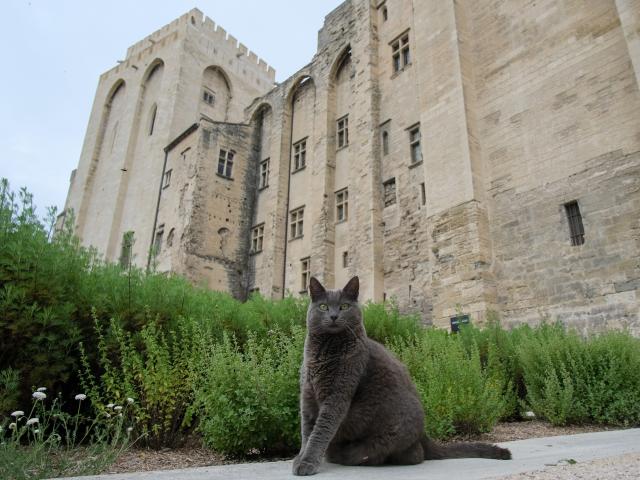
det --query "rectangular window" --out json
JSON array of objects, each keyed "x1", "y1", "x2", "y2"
[
  {"x1": 290, "y1": 207, "x2": 304, "y2": 239},
  {"x1": 382, "y1": 130, "x2": 389, "y2": 155},
  {"x1": 392, "y1": 32, "x2": 410, "y2": 73},
  {"x1": 119, "y1": 231, "x2": 134, "y2": 268},
  {"x1": 565, "y1": 201, "x2": 585, "y2": 246},
  {"x1": 409, "y1": 125, "x2": 422, "y2": 165},
  {"x1": 342, "y1": 251, "x2": 349, "y2": 268},
  {"x1": 293, "y1": 139, "x2": 307, "y2": 171},
  {"x1": 301, "y1": 257, "x2": 311, "y2": 293},
  {"x1": 251, "y1": 223, "x2": 265, "y2": 253},
  {"x1": 154, "y1": 224, "x2": 164, "y2": 255},
  {"x1": 337, "y1": 115, "x2": 349, "y2": 149},
  {"x1": 163, "y1": 169, "x2": 172, "y2": 189},
  {"x1": 383, "y1": 178, "x2": 397, "y2": 207},
  {"x1": 420, "y1": 182, "x2": 426, "y2": 206},
  {"x1": 259, "y1": 158, "x2": 270, "y2": 189},
  {"x1": 217, "y1": 149, "x2": 234, "y2": 179},
  {"x1": 203, "y1": 89, "x2": 215, "y2": 106},
  {"x1": 336, "y1": 188, "x2": 349, "y2": 222}
]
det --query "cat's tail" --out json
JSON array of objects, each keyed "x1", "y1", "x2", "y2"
[{"x1": 420, "y1": 434, "x2": 511, "y2": 460}]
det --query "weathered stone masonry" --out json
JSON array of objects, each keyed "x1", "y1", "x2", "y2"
[{"x1": 63, "y1": 1, "x2": 640, "y2": 333}]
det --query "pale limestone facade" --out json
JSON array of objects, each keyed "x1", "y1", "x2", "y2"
[{"x1": 63, "y1": 2, "x2": 640, "y2": 333}]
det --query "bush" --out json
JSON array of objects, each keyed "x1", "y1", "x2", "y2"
[
  {"x1": 190, "y1": 326, "x2": 304, "y2": 456},
  {"x1": 517, "y1": 323, "x2": 640, "y2": 426},
  {"x1": 391, "y1": 329, "x2": 508, "y2": 439},
  {"x1": 362, "y1": 301, "x2": 422, "y2": 343},
  {"x1": 79, "y1": 312, "x2": 196, "y2": 448}
]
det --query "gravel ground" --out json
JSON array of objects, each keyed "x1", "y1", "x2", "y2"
[
  {"x1": 106, "y1": 421, "x2": 614, "y2": 474},
  {"x1": 493, "y1": 452, "x2": 640, "y2": 480}
]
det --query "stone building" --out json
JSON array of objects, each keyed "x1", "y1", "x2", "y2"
[{"x1": 62, "y1": 1, "x2": 640, "y2": 332}]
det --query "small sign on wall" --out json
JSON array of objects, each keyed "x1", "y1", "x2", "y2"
[{"x1": 450, "y1": 314, "x2": 470, "y2": 333}]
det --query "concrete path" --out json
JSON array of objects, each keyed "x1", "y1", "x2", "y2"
[{"x1": 63, "y1": 428, "x2": 640, "y2": 480}]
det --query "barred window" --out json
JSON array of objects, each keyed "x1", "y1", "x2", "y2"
[
  {"x1": 409, "y1": 125, "x2": 422, "y2": 165},
  {"x1": 217, "y1": 149, "x2": 234, "y2": 179},
  {"x1": 293, "y1": 139, "x2": 307, "y2": 171},
  {"x1": 301, "y1": 257, "x2": 311, "y2": 293},
  {"x1": 383, "y1": 178, "x2": 396, "y2": 207},
  {"x1": 259, "y1": 158, "x2": 270, "y2": 189},
  {"x1": 290, "y1": 207, "x2": 304, "y2": 239},
  {"x1": 337, "y1": 115, "x2": 349, "y2": 149},
  {"x1": 392, "y1": 33, "x2": 410, "y2": 73},
  {"x1": 336, "y1": 188, "x2": 349, "y2": 222},
  {"x1": 564, "y1": 201, "x2": 585, "y2": 246},
  {"x1": 251, "y1": 224, "x2": 264, "y2": 253}
]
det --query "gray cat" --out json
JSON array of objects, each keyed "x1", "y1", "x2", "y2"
[{"x1": 292, "y1": 276, "x2": 511, "y2": 476}]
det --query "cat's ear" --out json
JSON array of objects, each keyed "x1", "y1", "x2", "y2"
[
  {"x1": 309, "y1": 277, "x2": 326, "y2": 302},
  {"x1": 342, "y1": 276, "x2": 359, "y2": 301}
]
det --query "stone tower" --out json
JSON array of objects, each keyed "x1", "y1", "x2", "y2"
[{"x1": 62, "y1": 9, "x2": 275, "y2": 270}]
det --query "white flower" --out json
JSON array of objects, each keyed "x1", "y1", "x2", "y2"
[
  {"x1": 34, "y1": 429, "x2": 40, "y2": 434},
  {"x1": 524, "y1": 411, "x2": 536, "y2": 418},
  {"x1": 32, "y1": 391, "x2": 46, "y2": 400},
  {"x1": 36, "y1": 387, "x2": 47, "y2": 392},
  {"x1": 114, "y1": 405, "x2": 123, "y2": 411},
  {"x1": 9, "y1": 423, "x2": 16, "y2": 430},
  {"x1": 118, "y1": 413, "x2": 123, "y2": 418},
  {"x1": 26, "y1": 418, "x2": 39, "y2": 426},
  {"x1": 11, "y1": 410, "x2": 25, "y2": 417},
  {"x1": 126, "y1": 427, "x2": 133, "y2": 433},
  {"x1": 106, "y1": 403, "x2": 115, "y2": 409},
  {"x1": 126, "y1": 397, "x2": 134, "y2": 404},
  {"x1": 104, "y1": 413, "x2": 111, "y2": 418},
  {"x1": 75, "y1": 394, "x2": 87, "y2": 401}
]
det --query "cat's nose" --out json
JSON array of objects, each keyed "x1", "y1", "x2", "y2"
[{"x1": 330, "y1": 314, "x2": 338, "y2": 322}]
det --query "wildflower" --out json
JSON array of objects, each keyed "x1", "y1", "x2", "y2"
[
  {"x1": 524, "y1": 411, "x2": 536, "y2": 418},
  {"x1": 34, "y1": 429, "x2": 40, "y2": 434},
  {"x1": 11, "y1": 410, "x2": 25, "y2": 417},
  {"x1": 36, "y1": 387, "x2": 47, "y2": 392},
  {"x1": 9, "y1": 423, "x2": 16, "y2": 430},
  {"x1": 32, "y1": 391, "x2": 46, "y2": 400},
  {"x1": 104, "y1": 413, "x2": 111, "y2": 418},
  {"x1": 114, "y1": 405, "x2": 123, "y2": 412},
  {"x1": 126, "y1": 427, "x2": 133, "y2": 433},
  {"x1": 106, "y1": 403, "x2": 115, "y2": 409},
  {"x1": 126, "y1": 397, "x2": 134, "y2": 404},
  {"x1": 118, "y1": 413, "x2": 123, "y2": 418},
  {"x1": 75, "y1": 393, "x2": 87, "y2": 401},
  {"x1": 26, "y1": 418, "x2": 39, "y2": 426}
]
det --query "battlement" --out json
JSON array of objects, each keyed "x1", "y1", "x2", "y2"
[{"x1": 124, "y1": 8, "x2": 275, "y2": 82}]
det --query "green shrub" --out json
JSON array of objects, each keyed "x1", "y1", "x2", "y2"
[
  {"x1": 190, "y1": 326, "x2": 304, "y2": 456},
  {"x1": 391, "y1": 329, "x2": 507, "y2": 439},
  {"x1": 79, "y1": 312, "x2": 196, "y2": 448},
  {"x1": 518, "y1": 323, "x2": 640, "y2": 426},
  {"x1": 363, "y1": 301, "x2": 422, "y2": 343}
]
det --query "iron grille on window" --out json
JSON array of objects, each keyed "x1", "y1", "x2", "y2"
[{"x1": 565, "y1": 201, "x2": 585, "y2": 246}]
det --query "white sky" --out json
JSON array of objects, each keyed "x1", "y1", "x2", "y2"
[{"x1": 0, "y1": 0, "x2": 344, "y2": 217}]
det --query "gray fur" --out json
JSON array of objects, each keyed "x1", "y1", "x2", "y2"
[{"x1": 292, "y1": 276, "x2": 511, "y2": 476}]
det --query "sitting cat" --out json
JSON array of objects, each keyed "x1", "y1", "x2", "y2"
[{"x1": 293, "y1": 276, "x2": 511, "y2": 476}]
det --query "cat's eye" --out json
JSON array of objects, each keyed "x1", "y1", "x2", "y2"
[
  {"x1": 340, "y1": 303, "x2": 350, "y2": 310},
  {"x1": 318, "y1": 304, "x2": 329, "y2": 311}
]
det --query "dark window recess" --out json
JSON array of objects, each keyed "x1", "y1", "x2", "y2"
[
  {"x1": 163, "y1": 169, "x2": 172, "y2": 188},
  {"x1": 565, "y1": 201, "x2": 585, "y2": 246},
  {"x1": 383, "y1": 178, "x2": 396, "y2": 207},
  {"x1": 342, "y1": 251, "x2": 349, "y2": 268},
  {"x1": 382, "y1": 6, "x2": 388, "y2": 21},
  {"x1": 154, "y1": 225, "x2": 164, "y2": 255},
  {"x1": 149, "y1": 105, "x2": 157, "y2": 136},
  {"x1": 450, "y1": 314, "x2": 470, "y2": 333},
  {"x1": 382, "y1": 130, "x2": 389, "y2": 155},
  {"x1": 203, "y1": 89, "x2": 215, "y2": 105},
  {"x1": 420, "y1": 182, "x2": 426, "y2": 206}
]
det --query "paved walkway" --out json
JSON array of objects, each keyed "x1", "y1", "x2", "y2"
[{"x1": 63, "y1": 428, "x2": 640, "y2": 480}]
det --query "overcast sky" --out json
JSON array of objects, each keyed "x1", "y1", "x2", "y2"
[{"x1": 0, "y1": 0, "x2": 344, "y2": 218}]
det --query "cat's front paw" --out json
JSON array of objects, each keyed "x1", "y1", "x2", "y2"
[{"x1": 292, "y1": 455, "x2": 320, "y2": 476}]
